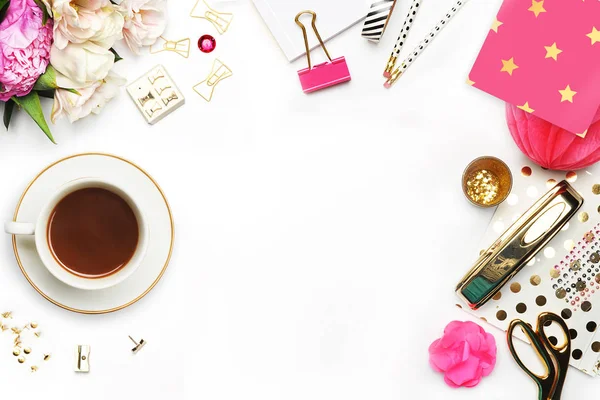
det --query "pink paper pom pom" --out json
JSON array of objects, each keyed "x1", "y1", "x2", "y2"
[
  {"x1": 506, "y1": 104, "x2": 600, "y2": 171},
  {"x1": 428, "y1": 321, "x2": 497, "y2": 388}
]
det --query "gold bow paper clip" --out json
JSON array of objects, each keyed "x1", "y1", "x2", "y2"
[
  {"x1": 150, "y1": 36, "x2": 191, "y2": 58},
  {"x1": 190, "y1": 0, "x2": 233, "y2": 34},
  {"x1": 192, "y1": 59, "x2": 233, "y2": 102}
]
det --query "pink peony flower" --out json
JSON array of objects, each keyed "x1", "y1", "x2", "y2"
[
  {"x1": 429, "y1": 321, "x2": 497, "y2": 388},
  {"x1": 0, "y1": 0, "x2": 53, "y2": 102}
]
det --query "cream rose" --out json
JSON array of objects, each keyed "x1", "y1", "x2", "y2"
[
  {"x1": 49, "y1": 0, "x2": 124, "y2": 49},
  {"x1": 118, "y1": 0, "x2": 167, "y2": 54},
  {"x1": 51, "y1": 70, "x2": 126, "y2": 123},
  {"x1": 50, "y1": 41, "x2": 114, "y2": 86}
]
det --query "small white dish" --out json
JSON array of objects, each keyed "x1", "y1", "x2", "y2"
[{"x1": 9, "y1": 153, "x2": 174, "y2": 314}]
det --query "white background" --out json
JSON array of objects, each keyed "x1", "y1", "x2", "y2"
[{"x1": 0, "y1": 0, "x2": 596, "y2": 398}]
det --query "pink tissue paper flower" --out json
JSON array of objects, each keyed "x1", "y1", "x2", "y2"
[
  {"x1": 429, "y1": 321, "x2": 497, "y2": 388},
  {"x1": 0, "y1": 0, "x2": 53, "y2": 102}
]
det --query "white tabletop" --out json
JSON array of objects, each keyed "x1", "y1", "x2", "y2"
[{"x1": 0, "y1": 0, "x2": 594, "y2": 398}]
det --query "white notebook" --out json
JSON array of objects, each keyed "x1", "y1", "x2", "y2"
[{"x1": 252, "y1": 0, "x2": 368, "y2": 61}]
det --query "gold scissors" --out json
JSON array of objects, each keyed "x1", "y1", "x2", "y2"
[{"x1": 507, "y1": 312, "x2": 571, "y2": 400}]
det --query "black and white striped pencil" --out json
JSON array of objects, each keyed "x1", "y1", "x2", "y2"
[
  {"x1": 384, "y1": 0, "x2": 470, "y2": 88},
  {"x1": 383, "y1": 0, "x2": 423, "y2": 78}
]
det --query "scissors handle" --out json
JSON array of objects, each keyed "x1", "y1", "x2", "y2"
[{"x1": 507, "y1": 312, "x2": 570, "y2": 400}]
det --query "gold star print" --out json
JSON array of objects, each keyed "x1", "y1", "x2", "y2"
[
  {"x1": 491, "y1": 18, "x2": 503, "y2": 33},
  {"x1": 528, "y1": 0, "x2": 546, "y2": 17},
  {"x1": 559, "y1": 85, "x2": 577, "y2": 103},
  {"x1": 544, "y1": 43, "x2": 562, "y2": 61},
  {"x1": 501, "y1": 58, "x2": 519, "y2": 75},
  {"x1": 517, "y1": 102, "x2": 535, "y2": 113},
  {"x1": 587, "y1": 27, "x2": 600, "y2": 45}
]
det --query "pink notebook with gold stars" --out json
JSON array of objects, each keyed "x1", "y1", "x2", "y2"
[{"x1": 468, "y1": 0, "x2": 600, "y2": 137}]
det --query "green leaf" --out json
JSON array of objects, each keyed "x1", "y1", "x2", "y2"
[
  {"x1": 3, "y1": 100, "x2": 15, "y2": 130},
  {"x1": 0, "y1": 0, "x2": 10, "y2": 23},
  {"x1": 33, "y1": 65, "x2": 57, "y2": 91},
  {"x1": 110, "y1": 48, "x2": 123, "y2": 62},
  {"x1": 12, "y1": 92, "x2": 55, "y2": 144},
  {"x1": 33, "y1": 0, "x2": 50, "y2": 25},
  {"x1": 37, "y1": 90, "x2": 55, "y2": 99}
]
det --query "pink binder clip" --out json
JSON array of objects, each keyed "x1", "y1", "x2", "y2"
[{"x1": 295, "y1": 11, "x2": 351, "y2": 94}]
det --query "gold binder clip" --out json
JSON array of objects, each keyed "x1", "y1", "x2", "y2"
[
  {"x1": 190, "y1": 0, "x2": 233, "y2": 34},
  {"x1": 192, "y1": 59, "x2": 233, "y2": 102},
  {"x1": 75, "y1": 345, "x2": 90, "y2": 373},
  {"x1": 149, "y1": 36, "x2": 191, "y2": 58}
]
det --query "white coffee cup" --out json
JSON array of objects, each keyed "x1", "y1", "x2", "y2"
[{"x1": 5, "y1": 178, "x2": 148, "y2": 290}]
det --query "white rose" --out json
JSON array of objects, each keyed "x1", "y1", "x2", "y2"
[
  {"x1": 51, "y1": 70, "x2": 126, "y2": 123},
  {"x1": 50, "y1": 41, "x2": 114, "y2": 86},
  {"x1": 50, "y1": 0, "x2": 124, "y2": 50},
  {"x1": 117, "y1": 0, "x2": 167, "y2": 54}
]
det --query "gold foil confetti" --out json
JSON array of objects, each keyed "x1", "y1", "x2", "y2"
[
  {"x1": 30, "y1": 322, "x2": 38, "y2": 329},
  {"x1": 510, "y1": 282, "x2": 522, "y2": 293},
  {"x1": 576, "y1": 281, "x2": 586, "y2": 291},
  {"x1": 591, "y1": 253, "x2": 600, "y2": 263},
  {"x1": 31, "y1": 366, "x2": 38, "y2": 372},
  {"x1": 580, "y1": 212, "x2": 590, "y2": 223},
  {"x1": 17, "y1": 357, "x2": 25, "y2": 364},
  {"x1": 13, "y1": 348, "x2": 20, "y2": 356},
  {"x1": 11, "y1": 327, "x2": 21, "y2": 335},
  {"x1": 521, "y1": 166, "x2": 532, "y2": 177},
  {"x1": 570, "y1": 260, "x2": 582, "y2": 271},
  {"x1": 585, "y1": 232, "x2": 596, "y2": 243},
  {"x1": 556, "y1": 287, "x2": 567, "y2": 299},
  {"x1": 593, "y1": 184, "x2": 600, "y2": 195},
  {"x1": 465, "y1": 169, "x2": 500, "y2": 206},
  {"x1": 43, "y1": 354, "x2": 50, "y2": 361},
  {"x1": 23, "y1": 347, "x2": 31, "y2": 354},
  {"x1": 1, "y1": 312, "x2": 13, "y2": 319},
  {"x1": 550, "y1": 269, "x2": 560, "y2": 278},
  {"x1": 530, "y1": 275, "x2": 541, "y2": 286},
  {"x1": 34, "y1": 331, "x2": 41, "y2": 338},
  {"x1": 566, "y1": 171, "x2": 578, "y2": 182},
  {"x1": 547, "y1": 179, "x2": 557, "y2": 189},
  {"x1": 1, "y1": 325, "x2": 8, "y2": 331}
]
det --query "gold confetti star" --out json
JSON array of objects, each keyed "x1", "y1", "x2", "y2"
[
  {"x1": 501, "y1": 58, "x2": 519, "y2": 75},
  {"x1": 528, "y1": 0, "x2": 546, "y2": 17},
  {"x1": 491, "y1": 18, "x2": 503, "y2": 33},
  {"x1": 587, "y1": 27, "x2": 600, "y2": 45},
  {"x1": 559, "y1": 85, "x2": 577, "y2": 103},
  {"x1": 544, "y1": 42, "x2": 562, "y2": 61},
  {"x1": 517, "y1": 102, "x2": 535, "y2": 113}
]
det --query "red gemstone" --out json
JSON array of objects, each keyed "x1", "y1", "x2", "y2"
[{"x1": 198, "y1": 35, "x2": 216, "y2": 53}]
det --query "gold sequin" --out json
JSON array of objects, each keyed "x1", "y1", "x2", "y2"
[
  {"x1": 556, "y1": 288, "x2": 567, "y2": 299},
  {"x1": 17, "y1": 357, "x2": 25, "y2": 364},
  {"x1": 521, "y1": 166, "x2": 532, "y2": 177},
  {"x1": 30, "y1": 322, "x2": 38, "y2": 329},
  {"x1": 591, "y1": 253, "x2": 600, "y2": 263},
  {"x1": 567, "y1": 171, "x2": 577, "y2": 182},
  {"x1": 496, "y1": 310, "x2": 507, "y2": 321},
  {"x1": 13, "y1": 348, "x2": 20, "y2": 356},
  {"x1": 593, "y1": 184, "x2": 600, "y2": 195},
  {"x1": 492, "y1": 292, "x2": 502, "y2": 301},
  {"x1": 570, "y1": 260, "x2": 582, "y2": 271},
  {"x1": 510, "y1": 282, "x2": 522, "y2": 293},
  {"x1": 550, "y1": 269, "x2": 560, "y2": 278},
  {"x1": 593, "y1": 342, "x2": 600, "y2": 353},
  {"x1": 585, "y1": 232, "x2": 596, "y2": 243},
  {"x1": 23, "y1": 347, "x2": 31, "y2": 355},
  {"x1": 579, "y1": 212, "x2": 589, "y2": 223},
  {"x1": 576, "y1": 281, "x2": 586, "y2": 291},
  {"x1": 43, "y1": 354, "x2": 50, "y2": 361},
  {"x1": 465, "y1": 169, "x2": 501, "y2": 206},
  {"x1": 530, "y1": 275, "x2": 541, "y2": 286},
  {"x1": 30, "y1": 366, "x2": 38, "y2": 372}
]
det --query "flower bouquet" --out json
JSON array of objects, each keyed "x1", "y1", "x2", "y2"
[{"x1": 0, "y1": 0, "x2": 167, "y2": 143}]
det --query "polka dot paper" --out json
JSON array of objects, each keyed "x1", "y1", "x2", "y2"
[
  {"x1": 468, "y1": 0, "x2": 600, "y2": 136},
  {"x1": 461, "y1": 158, "x2": 600, "y2": 376}
]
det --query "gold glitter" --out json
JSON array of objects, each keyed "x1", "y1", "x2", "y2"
[
  {"x1": 593, "y1": 184, "x2": 600, "y2": 195},
  {"x1": 30, "y1": 322, "x2": 38, "y2": 329},
  {"x1": 550, "y1": 269, "x2": 560, "y2": 278},
  {"x1": 23, "y1": 347, "x2": 31, "y2": 354},
  {"x1": 530, "y1": 275, "x2": 541, "y2": 286},
  {"x1": 30, "y1": 366, "x2": 38, "y2": 372},
  {"x1": 466, "y1": 169, "x2": 501, "y2": 206},
  {"x1": 510, "y1": 282, "x2": 522, "y2": 293},
  {"x1": 547, "y1": 179, "x2": 557, "y2": 189},
  {"x1": 567, "y1": 171, "x2": 577, "y2": 182},
  {"x1": 43, "y1": 354, "x2": 50, "y2": 361},
  {"x1": 13, "y1": 348, "x2": 20, "y2": 356},
  {"x1": 521, "y1": 166, "x2": 532, "y2": 177},
  {"x1": 1, "y1": 312, "x2": 12, "y2": 319},
  {"x1": 564, "y1": 239, "x2": 575, "y2": 250},
  {"x1": 579, "y1": 212, "x2": 589, "y2": 223},
  {"x1": 17, "y1": 357, "x2": 25, "y2": 364}
]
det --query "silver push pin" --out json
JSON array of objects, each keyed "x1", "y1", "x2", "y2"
[
  {"x1": 128, "y1": 336, "x2": 146, "y2": 354},
  {"x1": 75, "y1": 345, "x2": 90, "y2": 372}
]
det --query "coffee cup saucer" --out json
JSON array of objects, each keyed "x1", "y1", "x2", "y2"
[{"x1": 10, "y1": 153, "x2": 174, "y2": 314}]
